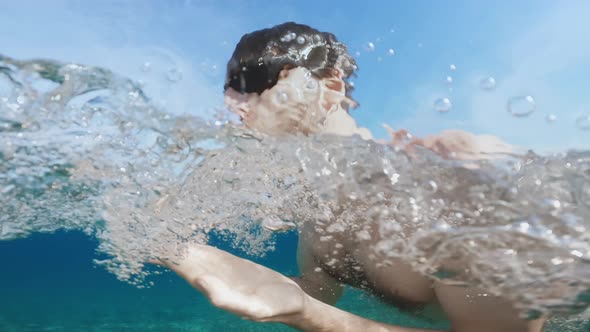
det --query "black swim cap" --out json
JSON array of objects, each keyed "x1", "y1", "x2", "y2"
[{"x1": 224, "y1": 22, "x2": 357, "y2": 96}]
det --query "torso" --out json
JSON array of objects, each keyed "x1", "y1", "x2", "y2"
[{"x1": 301, "y1": 218, "x2": 437, "y2": 308}]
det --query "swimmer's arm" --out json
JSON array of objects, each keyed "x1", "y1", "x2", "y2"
[
  {"x1": 281, "y1": 295, "x2": 444, "y2": 332},
  {"x1": 156, "y1": 244, "x2": 443, "y2": 331},
  {"x1": 385, "y1": 126, "x2": 522, "y2": 161}
]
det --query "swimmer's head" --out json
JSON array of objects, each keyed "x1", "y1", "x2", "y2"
[{"x1": 224, "y1": 22, "x2": 359, "y2": 135}]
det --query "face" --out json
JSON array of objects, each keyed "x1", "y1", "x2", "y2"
[{"x1": 224, "y1": 67, "x2": 351, "y2": 136}]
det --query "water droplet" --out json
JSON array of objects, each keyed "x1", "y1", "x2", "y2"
[
  {"x1": 545, "y1": 114, "x2": 557, "y2": 123},
  {"x1": 544, "y1": 198, "x2": 561, "y2": 210},
  {"x1": 434, "y1": 97, "x2": 452, "y2": 113},
  {"x1": 51, "y1": 94, "x2": 62, "y2": 102},
  {"x1": 449, "y1": 64, "x2": 457, "y2": 70},
  {"x1": 296, "y1": 36, "x2": 306, "y2": 44},
  {"x1": 305, "y1": 79, "x2": 318, "y2": 90},
  {"x1": 387, "y1": 49, "x2": 395, "y2": 56},
  {"x1": 507, "y1": 95, "x2": 536, "y2": 117},
  {"x1": 426, "y1": 180, "x2": 438, "y2": 192},
  {"x1": 434, "y1": 222, "x2": 450, "y2": 231},
  {"x1": 480, "y1": 76, "x2": 496, "y2": 90},
  {"x1": 276, "y1": 91, "x2": 288, "y2": 104},
  {"x1": 166, "y1": 68, "x2": 183, "y2": 82},
  {"x1": 280, "y1": 33, "x2": 294, "y2": 42},
  {"x1": 364, "y1": 42, "x2": 375, "y2": 52},
  {"x1": 141, "y1": 62, "x2": 151, "y2": 72},
  {"x1": 575, "y1": 114, "x2": 590, "y2": 130},
  {"x1": 16, "y1": 95, "x2": 27, "y2": 105}
]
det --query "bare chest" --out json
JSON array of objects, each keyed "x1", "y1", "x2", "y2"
[{"x1": 308, "y1": 229, "x2": 436, "y2": 307}]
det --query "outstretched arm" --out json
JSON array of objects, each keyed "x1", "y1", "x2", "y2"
[
  {"x1": 385, "y1": 126, "x2": 521, "y2": 161},
  {"x1": 156, "y1": 244, "x2": 443, "y2": 331},
  {"x1": 285, "y1": 294, "x2": 443, "y2": 332}
]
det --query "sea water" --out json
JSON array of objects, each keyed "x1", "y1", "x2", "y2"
[{"x1": 1, "y1": 55, "x2": 589, "y2": 331}]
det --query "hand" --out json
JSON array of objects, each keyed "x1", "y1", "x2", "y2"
[
  {"x1": 153, "y1": 244, "x2": 307, "y2": 323},
  {"x1": 386, "y1": 126, "x2": 515, "y2": 161}
]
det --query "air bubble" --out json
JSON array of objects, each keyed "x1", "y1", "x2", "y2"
[
  {"x1": 305, "y1": 79, "x2": 318, "y2": 90},
  {"x1": 449, "y1": 64, "x2": 457, "y2": 70},
  {"x1": 480, "y1": 76, "x2": 496, "y2": 90},
  {"x1": 276, "y1": 91, "x2": 289, "y2": 104},
  {"x1": 166, "y1": 68, "x2": 183, "y2": 82},
  {"x1": 141, "y1": 62, "x2": 151, "y2": 72},
  {"x1": 434, "y1": 97, "x2": 452, "y2": 113},
  {"x1": 387, "y1": 49, "x2": 395, "y2": 56},
  {"x1": 507, "y1": 95, "x2": 536, "y2": 117},
  {"x1": 364, "y1": 42, "x2": 375, "y2": 52},
  {"x1": 545, "y1": 114, "x2": 557, "y2": 123},
  {"x1": 571, "y1": 250, "x2": 583, "y2": 258},
  {"x1": 575, "y1": 114, "x2": 590, "y2": 130},
  {"x1": 280, "y1": 33, "x2": 293, "y2": 42},
  {"x1": 426, "y1": 180, "x2": 438, "y2": 192},
  {"x1": 296, "y1": 36, "x2": 306, "y2": 44},
  {"x1": 445, "y1": 76, "x2": 453, "y2": 84},
  {"x1": 544, "y1": 198, "x2": 561, "y2": 210},
  {"x1": 16, "y1": 95, "x2": 27, "y2": 105}
]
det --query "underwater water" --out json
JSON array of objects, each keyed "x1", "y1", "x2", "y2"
[
  {"x1": 2, "y1": 1, "x2": 590, "y2": 331},
  {"x1": 0, "y1": 231, "x2": 454, "y2": 331}
]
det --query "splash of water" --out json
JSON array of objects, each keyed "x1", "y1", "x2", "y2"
[{"x1": 0, "y1": 55, "x2": 589, "y2": 318}]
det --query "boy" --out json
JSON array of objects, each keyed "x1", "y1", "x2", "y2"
[{"x1": 157, "y1": 22, "x2": 544, "y2": 332}]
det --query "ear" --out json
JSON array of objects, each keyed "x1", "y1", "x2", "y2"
[{"x1": 278, "y1": 68, "x2": 291, "y2": 79}]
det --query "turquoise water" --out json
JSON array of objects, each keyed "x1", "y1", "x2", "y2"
[
  {"x1": 1, "y1": 2, "x2": 590, "y2": 330},
  {"x1": 0, "y1": 231, "x2": 451, "y2": 331},
  {"x1": 1, "y1": 232, "x2": 588, "y2": 331}
]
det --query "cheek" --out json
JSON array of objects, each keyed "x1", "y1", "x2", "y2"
[{"x1": 244, "y1": 103, "x2": 276, "y2": 128}]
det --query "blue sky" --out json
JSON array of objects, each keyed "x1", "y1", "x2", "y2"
[{"x1": 1, "y1": 0, "x2": 589, "y2": 151}]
